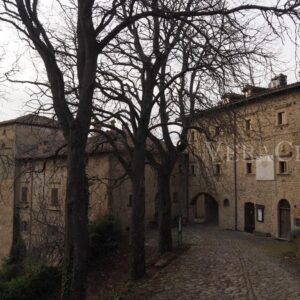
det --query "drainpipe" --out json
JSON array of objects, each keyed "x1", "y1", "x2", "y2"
[
  {"x1": 233, "y1": 111, "x2": 238, "y2": 231},
  {"x1": 185, "y1": 153, "x2": 189, "y2": 222},
  {"x1": 29, "y1": 161, "x2": 34, "y2": 253}
]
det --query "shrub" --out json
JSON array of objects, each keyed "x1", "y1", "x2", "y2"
[
  {"x1": 0, "y1": 262, "x2": 20, "y2": 283},
  {"x1": 88, "y1": 215, "x2": 122, "y2": 261},
  {"x1": 0, "y1": 265, "x2": 60, "y2": 300}
]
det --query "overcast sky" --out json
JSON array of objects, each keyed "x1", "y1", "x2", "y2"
[{"x1": 0, "y1": 1, "x2": 299, "y2": 122}]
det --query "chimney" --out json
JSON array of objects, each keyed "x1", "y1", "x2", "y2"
[
  {"x1": 269, "y1": 73, "x2": 287, "y2": 89},
  {"x1": 110, "y1": 120, "x2": 116, "y2": 128},
  {"x1": 93, "y1": 122, "x2": 102, "y2": 136}
]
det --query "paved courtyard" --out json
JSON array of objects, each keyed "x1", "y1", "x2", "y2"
[{"x1": 127, "y1": 225, "x2": 300, "y2": 300}]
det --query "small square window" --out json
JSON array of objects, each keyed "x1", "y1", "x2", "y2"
[
  {"x1": 245, "y1": 119, "x2": 251, "y2": 131},
  {"x1": 279, "y1": 161, "x2": 287, "y2": 174},
  {"x1": 246, "y1": 162, "x2": 252, "y2": 174},
  {"x1": 128, "y1": 194, "x2": 133, "y2": 207},
  {"x1": 21, "y1": 187, "x2": 28, "y2": 203},
  {"x1": 51, "y1": 188, "x2": 59, "y2": 206},
  {"x1": 277, "y1": 112, "x2": 285, "y2": 125}
]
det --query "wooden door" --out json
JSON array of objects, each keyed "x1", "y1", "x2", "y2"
[
  {"x1": 244, "y1": 202, "x2": 255, "y2": 233},
  {"x1": 279, "y1": 200, "x2": 291, "y2": 239}
]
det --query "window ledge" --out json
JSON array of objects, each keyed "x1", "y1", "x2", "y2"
[
  {"x1": 276, "y1": 123, "x2": 288, "y2": 128},
  {"x1": 277, "y1": 172, "x2": 290, "y2": 176},
  {"x1": 47, "y1": 206, "x2": 61, "y2": 211},
  {"x1": 16, "y1": 203, "x2": 29, "y2": 209}
]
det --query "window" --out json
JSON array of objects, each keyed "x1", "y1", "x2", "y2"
[
  {"x1": 128, "y1": 194, "x2": 133, "y2": 207},
  {"x1": 245, "y1": 119, "x2": 251, "y2": 131},
  {"x1": 246, "y1": 162, "x2": 252, "y2": 174},
  {"x1": 215, "y1": 126, "x2": 220, "y2": 136},
  {"x1": 223, "y1": 199, "x2": 230, "y2": 207},
  {"x1": 279, "y1": 161, "x2": 287, "y2": 174},
  {"x1": 51, "y1": 188, "x2": 59, "y2": 206},
  {"x1": 214, "y1": 164, "x2": 221, "y2": 175},
  {"x1": 173, "y1": 192, "x2": 178, "y2": 203},
  {"x1": 256, "y1": 205, "x2": 265, "y2": 222},
  {"x1": 20, "y1": 221, "x2": 28, "y2": 232},
  {"x1": 295, "y1": 218, "x2": 300, "y2": 227},
  {"x1": 191, "y1": 131, "x2": 195, "y2": 143},
  {"x1": 191, "y1": 165, "x2": 196, "y2": 176},
  {"x1": 277, "y1": 111, "x2": 286, "y2": 125},
  {"x1": 21, "y1": 187, "x2": 28, "y2": 203}
]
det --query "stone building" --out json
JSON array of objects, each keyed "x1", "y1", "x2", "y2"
[
  {"x1": 189, "y1": 74, "x2": 300, "y2": 239},
  {"x1": 0, "y1": 114, "x2": 187, "y2": 262},
  {"x1": 2, "y1": 73, "x2": 300, "y2": 263}
]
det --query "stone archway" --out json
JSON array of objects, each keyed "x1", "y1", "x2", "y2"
[
  {"x1": 191, "y1": 193, "x2": 219, "y2": 225},
  {"x1": 278, "y1": 199, "x2": 291, "y2": 239}
]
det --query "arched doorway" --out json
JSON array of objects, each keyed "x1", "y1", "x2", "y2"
[
  {"x1": 278, "y1": 199, "x2": 291, "y2": 239},
  {"x1": 191, "y1": 193, "x2": 218, "y2": 225}
]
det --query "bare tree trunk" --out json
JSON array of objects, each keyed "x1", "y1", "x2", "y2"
[
  {"x1": 62, "y1": 125, "x2": 89, "y2": 300},
  {"x1": 157, "y1": 168, "x2": 173, "y2": 254},
  {"x1": 130, "y1": 142, "x2": 146, "y2": 279}
]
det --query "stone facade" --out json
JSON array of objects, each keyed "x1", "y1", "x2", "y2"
[
  {"x1": 0, "y1": 115, "x2": 187, "y2": 263},
  {"x1": 3, "y1": 76, "x2": 300, "y2": 263},
  {"x1": 189, "y1": 76, "x2": 300, "y2": 239}
]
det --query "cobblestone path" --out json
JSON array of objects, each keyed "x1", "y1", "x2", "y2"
[{"x1": 127, "y1": 225, "x2": 300, "y2": 300}]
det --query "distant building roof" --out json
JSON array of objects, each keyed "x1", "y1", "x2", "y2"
[
  {"x1": 192, "y1": 80, "x2": 300, "y2": 119},
  {"x1": 0, "y1": 114, "x2": 59, "y2": 128}
]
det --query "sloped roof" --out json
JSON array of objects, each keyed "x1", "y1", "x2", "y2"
[
  {"x1": 192, "y1": 81, "x2": 300, "y2": 118},
  {"x1": 0, "y1": 114, "x2": 59, "y2": 128}
]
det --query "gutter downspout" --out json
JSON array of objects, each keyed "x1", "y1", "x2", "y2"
[
  {"x1": 233, "y1": 111, "x2": 238, "y2": 231},
  {"x1": 185, "y1": 153, "x2": 189, "y2": 222}
]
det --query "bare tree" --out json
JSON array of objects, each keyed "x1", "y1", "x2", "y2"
[
  {"x1": 1, "y1": 1, "x2": 300, "y2": 299},
  {"x1": 94, "y1": 0, "x2": 300, "y2": 260}
]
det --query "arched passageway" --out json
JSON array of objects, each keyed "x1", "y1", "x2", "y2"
[
  {"x1": 278, "y1": 199, "x2": 291, "y2": 239},
  {"x1": 191, "y1": 193, "x2": 219, "y2": 225}
]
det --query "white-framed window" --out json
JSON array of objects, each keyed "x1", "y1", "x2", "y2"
[
  {"x1": 279, "y1": 161, "x2": 287, "y2": 174},
  {"x1": 245, "y1": 119, "x2": 251, "y2": 131},
  {"x1": 246, "y1": 162, "x2": 252, "y2": 174},
  {"x1": 277, "y1": 111, "x2": 286, "y2": 125}
]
